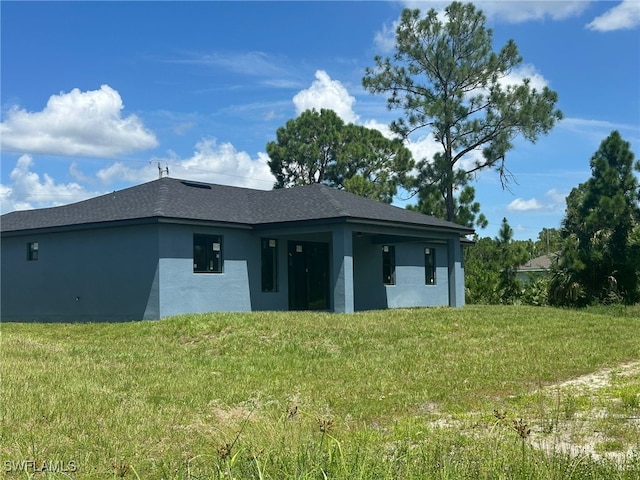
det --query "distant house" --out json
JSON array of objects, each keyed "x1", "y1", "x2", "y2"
[
  {"x1": 0, "y1": 177, "x2": 473, "y2": 321},
  {"x1": 516, "y1": 253, "x2": 557, "y2": 283}
]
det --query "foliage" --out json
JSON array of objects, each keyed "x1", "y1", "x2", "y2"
[
  {"x1": 465, "y1": 218, "x2": 530, "y2": 304},
  {"x1": 519, "y1": 276, "x2": 550, "y2": 306},
  {"x1": 550, "y1": 131, "x2": 640, "y2": 306},
  {"x1": 534, "y1": 227, "x2": 562, "y2": 255},
  {"x1": 408, "y1": 184, "x2": 488, "y2": 228},
  {"x1": 266, "y1": 108, "x2": 414, "y2": 203},
  {"x1": 363, "y1": 2, "x2": 562, "y2": 222}
]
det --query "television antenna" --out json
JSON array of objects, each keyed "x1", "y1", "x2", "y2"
[{"x1": 157, "y1": 162, "x2": 169, "y2": 179}]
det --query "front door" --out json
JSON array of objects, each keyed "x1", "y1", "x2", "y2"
[{"x1": 288, "y1": 241, "x2": 330, "y2": 310}]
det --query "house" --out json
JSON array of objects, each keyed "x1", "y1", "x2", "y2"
[
  {"x1": 516, "y1": 253, "x2": 557, "y2": 283},
  {"x1": 0, "y1": 177, "x2": 474, "y2": 321}
]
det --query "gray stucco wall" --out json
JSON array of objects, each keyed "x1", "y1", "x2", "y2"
[
  {"x1": 156, "y1": 224, "x2": 254, "y2": 316},
  {"x1": 1, "y1": 221, "x2": 466, "y2": 321},
  {"x1": 1, "y1": 224, "x2": 160, "y2": 322},
  {"x1": 353, "y1": 239, "x2": 450, "y2": 310}
]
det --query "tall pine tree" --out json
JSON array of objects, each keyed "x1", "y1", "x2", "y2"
[{"x1": 551, "y1": 131, "x2": 640, "y2": 305}]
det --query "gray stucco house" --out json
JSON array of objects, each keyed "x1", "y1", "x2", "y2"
[{"x1": 0, "y1": 177, "x2": 473, "y2": 321}]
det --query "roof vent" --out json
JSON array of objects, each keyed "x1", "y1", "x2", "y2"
[{"x1": 181, "y1": 181, "x2": 212, "y2": 190}]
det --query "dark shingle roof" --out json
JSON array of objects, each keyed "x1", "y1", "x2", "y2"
[
  {"x1": 518, "y1": 253, "x2": 558, "y2": 272},
  {"x1": 0, "y1": 177, "x2": 474, "y2": 234}
]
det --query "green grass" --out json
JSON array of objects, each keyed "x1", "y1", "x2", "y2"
[{"x1": 1, "y1": 305, "x2": 639, "y2": 478}]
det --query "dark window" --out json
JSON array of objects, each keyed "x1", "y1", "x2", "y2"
[
  {"x1": 193, "y1": 234, "x2": 223, "y2": 273},
  {"x1": 425, "y1": 247, "x2": 436, "y2": 285},
  {"x1": 382, "y1": 245, "x2": 395, "y2": 285},
  {"x1": 261, "y1": 238, "x2": 278, "y2": 292},
  {"x1": 27, "y1": 242, "x2": 38, "y2": 261}
]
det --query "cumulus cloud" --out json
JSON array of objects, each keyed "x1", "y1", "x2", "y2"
[
  {"x1": 143, "y1": 138, "x2": 275, "y2": 190},
  {"x1": 587, "y1": 0, "x2": 640, "y2": 31},
  {"x1": 506, "y1": 189, "x2": 568, "y2": 213},
  {"x1": 0, "y1": 155, "x2": 100, "y2": 213},
  {"x1": 293, "y1": 70, "x2": 358, "y2": 123},
  {"x1": 82, "y1": 138, "x2": 274, "y2": 190},
  {"x1": 507, "y1": 197, "x2": 544, "y2": 212},
  {"x1": 0, "y1": 85, "x2": 158, "y2": 157},
  {"x1": 499, "y1": 64, "x2": 550, "y2": 92},
  {"x1": 2, "y1": 136, "x2": 275, "y2": 213}
]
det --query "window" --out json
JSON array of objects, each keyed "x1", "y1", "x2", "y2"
[
  {"x1": 193, "y1": 234, "x2": 223, "y2": 273},
  {"x1": 425, "y1": 247, "x2": 436, "y2": 285},
  {"x1": 261, "y1": 238, "x2": 278, "y2": 292},
  {"x1": 382, "y1": 245, "x2": 395, "y2": 285},
  {"x1": 27, "y1": 242, "x2": 38, "y2": 261}
]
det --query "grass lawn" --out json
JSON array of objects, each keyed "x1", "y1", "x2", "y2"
[{"x1": 1, "y1": 305, "x2": 639, "y2": 478}]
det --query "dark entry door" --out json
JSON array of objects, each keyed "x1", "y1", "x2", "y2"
[{"x1": 288, "y1": 241, "x2": 330, "y2": 310}]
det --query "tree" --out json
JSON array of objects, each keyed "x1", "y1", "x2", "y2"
[
  {"x1": 266, "y1": 108, "x2": 414, "y2": 203},
  {"x1": 408, "y1": 184, "x2": 487, "y2": 228},
  {"x1": 362, "y1": 2, "x2": 563, "y2": 222},
  {"x1": 551, "y1": 131, "x2": 640, "y2": 306},
  {"x1": 496, "y1": 218, "x2": 529, "y2": 303},
  {"x1": 534, "y1": 227, "x2": 562, "y2": 255},
  {"x1": 464, "y1": 218, "x2": 529, "y2": 304}
]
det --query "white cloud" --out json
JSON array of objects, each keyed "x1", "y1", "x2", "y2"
[
  {"x1": 373, "y1": 20, "x2": 399, "y2": 54},
  {"x1": 506, "y1": 189, "x2": 569, "y2": 214},
  {"x1": 559, "y1": 117, "x2": 640, "y2": 145},
  {"x1": 173, "y1": 51, "x2": 287, "y2": 78},
  {"x1": 0, "y1": 85, "x2": 158, "y2": 157},
  {"x1": 399, "y1": 1, "x2": 590, "y2": 23},
  {"x1": 544, "y1": 188, "x2": 568, "y2": 209},
  {"x1": 293, "y1": 70, "x2": 359, "y2": 123},
  {"x1": 479, "y1": 1, "x2": 591, "y2": 23},
  {"x1": 2, "y1": 137, "x2": 275, "y2": 213},
  {"x1": 0, "y1": 155, "x2": 99, "y2": 213},
  {"x1": 507, "y1": 197, "x2": 544, "y2": 212},
  {"x1": 587, "y1": 0, "x2": 640, "y2": 31},
  {"x1": 500, "y1": 64, "x2": 550, "y2": 92},
  {"x1": 146, "y1": 138, "x2": 275, "y2": 190}
]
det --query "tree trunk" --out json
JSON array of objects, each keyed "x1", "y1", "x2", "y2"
[{"x1": 445, "y1": 183, "x2": 455, "y2": 223}]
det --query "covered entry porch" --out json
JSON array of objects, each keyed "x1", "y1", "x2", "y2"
[{"x1": 253, "y1": 221, "x2": 467, "y2": 313}]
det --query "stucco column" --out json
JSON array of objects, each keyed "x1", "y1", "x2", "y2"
[
  {"x1": 332, "y1": 226, "x2": 354, "y2": 313},
  {"x1": 447, "y1": 236, "x2": 465, "y2": 307}
]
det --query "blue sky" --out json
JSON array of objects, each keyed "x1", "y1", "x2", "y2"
[{"x1": 1, "y1": 1, "x2": 639, "y2": 240}]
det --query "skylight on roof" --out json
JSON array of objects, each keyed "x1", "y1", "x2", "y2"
[{"x1": 181, "y1": 181, "x2": 212, "y2": 190}]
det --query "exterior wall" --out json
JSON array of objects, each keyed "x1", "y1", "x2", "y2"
[
  {"x1": 1, "y1": 220, "x2": 468, "y2": 321},
  {"x1": 157, "y1": 223, "x2": 255, "y2": 317},
  {"x1": 0, "y1": 224, "x2": 160, "y2": 322},
  {"x1": 353, "y1": 238, "x2": 451, "y2": 310},
  {"x1": 447, "y1": 237, "x2": 466, "y2": 307}
]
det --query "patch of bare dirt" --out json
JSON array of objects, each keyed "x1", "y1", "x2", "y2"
[{"x1": 534, "y1": 361, "x2": 640, "y2": 463}]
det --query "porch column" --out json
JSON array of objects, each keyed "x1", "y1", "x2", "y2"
[
  {"x1": 332, "y1": 226, "x2": 354, "y2": 313},
  {"x1": 447, "y1": 236, "x2": 465, "y2": 307}
]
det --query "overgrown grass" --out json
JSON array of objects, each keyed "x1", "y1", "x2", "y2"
[{"x1": 1, "y1": 305, "x2": 639, "y2": 478}]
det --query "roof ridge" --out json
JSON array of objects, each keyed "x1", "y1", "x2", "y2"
[
  {"x1": 316, "y1": 184, "x2": 349, "y2": 216},
  {"x1": 153, "y1": 178, "x2": 171, "y2": 216}
]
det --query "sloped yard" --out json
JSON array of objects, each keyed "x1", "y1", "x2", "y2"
[{"x1": 1, "y1": 305, "x2": 639, "y2": 478}]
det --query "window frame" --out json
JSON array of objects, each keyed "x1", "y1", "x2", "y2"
[
  {"x1": 382, "y1": 245, "x2": 396, "y2": 285},
  {"x1": 425, "y1": 247, "x2": 436, "y2": 285},
  {"x1": 27, "y1": 242, "x2": 39, "y2": 261},
  {"x1": 193, "y1": 234, "x2": 223, "y2": 274},
  {"x1": 261, "y1": 238, "x2": 278, "y2": 292}
]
